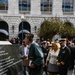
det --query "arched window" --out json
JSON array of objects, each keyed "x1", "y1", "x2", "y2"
[
  {"x1": 19, "y1": 0, "x2": 30, "y2": 14},
  {"x1": 41, "y1": 0, "x2": 52, "y2": 14},
  {"x1": 62, "y1": 0, "x2": 74, "y2": 14},
  {"x1": 0, "y1": 0, "x2": 8, "y2": 13}
]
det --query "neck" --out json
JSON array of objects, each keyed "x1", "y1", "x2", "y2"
[{"x1": 28, "y1": 41, "x2": 32, "y2": 45}]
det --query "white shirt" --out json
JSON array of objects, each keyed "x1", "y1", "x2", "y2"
[
  {"x1": 47, "y1": 50, "x2": 59, "y2": 64},
  {"x1": 24, "y1": 46, "x2": 29, "y2": 57}
]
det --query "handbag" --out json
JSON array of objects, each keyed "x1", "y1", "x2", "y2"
[{"x1": 24, "y1": 59, "x2": 29, "y2": 66}]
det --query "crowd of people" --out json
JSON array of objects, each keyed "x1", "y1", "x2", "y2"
[
  {"x1": 9, "y1": 37, "x2": 21, "y2": 44},
  {"x1": 19, "y1": 33, "x2": 75, "y2": 75}
]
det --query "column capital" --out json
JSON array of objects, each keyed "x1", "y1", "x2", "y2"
[{"x1": 74, "y1": 0, "x2": 75, "y2": 15}]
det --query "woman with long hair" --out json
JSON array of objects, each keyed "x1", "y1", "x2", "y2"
[{"x1": 46, "y1": 43, "x2": 60, "y2": 75}]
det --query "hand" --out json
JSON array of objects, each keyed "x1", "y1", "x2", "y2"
[
  {"x1": 57, "y1": 62, "x2": 61, "y2": 66},
  {"x1": 45, "y1": 63, "x2": 48, "y2": 66},
  {"x1": 20, "y1": 56, "x2": 27, "y2": 59},
  {"x1": 20, "y1": 56, "x2": 24, "y2": 59},
  {"x1": 44, "y1": 53, "x2": 47, "y2": 56},
  {"x1": 24, "y1": 56, "x2": 27, "y2": 59},
  {"x1": 30, "y1": 64, "x2": 35, "y2": 68}
]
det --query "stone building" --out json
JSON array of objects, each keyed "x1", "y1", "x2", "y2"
[{"x1": 0, "y1": 0, "x2": 75, "y2": 41}]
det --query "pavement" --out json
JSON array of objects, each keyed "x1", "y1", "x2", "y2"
[
  {"x1": 25, "y1": 69, "x2": 75, "y2": 75},
  {"x1": 67, "y1": 69, "x2": 75, "y2": 75},
  {"x1": 23, "y1": 66, "x2": 75, "y2": 75},
  {"x1": 43, "y1": 69, "x2": 75, "y2": 75}
]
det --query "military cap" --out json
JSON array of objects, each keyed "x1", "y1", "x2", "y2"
[
  {"x1": 59, "y1": 38, "x2": 66, "y2": 42},
  {"x1": 41, "y1": 41, "x2": 46, "y2": 44}
]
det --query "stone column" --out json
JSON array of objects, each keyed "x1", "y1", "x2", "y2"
[
  {"x1": 52, "y1": 0, "x2": 63, "y2": 16},
  {"x1": 8, "y1": 0, "x2": 19, "y2": 15},
  {"x1": 74, "y1": 0, "x2": 75, "y2": 15},
  {"x1": 31, "y1": 0, "x2": 41, "y2": 15}
]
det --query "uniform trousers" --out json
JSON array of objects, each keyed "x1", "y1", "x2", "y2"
[{"x1": 58, "y1": 66, "x2": 68, "y2": 75}]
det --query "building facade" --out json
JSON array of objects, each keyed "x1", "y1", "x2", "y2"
[{"x1": 0, "y1": 0, "x2": 75, "y2": 40}]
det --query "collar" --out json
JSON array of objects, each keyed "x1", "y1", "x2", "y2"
[
  {"x1": 62, "y1": 45, "x2": 66, "y2": 49},
  {"x1": 28, "y1": 41, "x2": 34, "y2": 49}
]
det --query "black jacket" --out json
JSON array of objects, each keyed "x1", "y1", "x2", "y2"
[{"x1": 57, "y1": 46, "x2": 71, "y2": 67}]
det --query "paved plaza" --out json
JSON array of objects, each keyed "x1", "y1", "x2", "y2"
[
  {"x1": 67, "y1": 69, "x2": 75, "y2": 75},
  {"x1": 43, "y1": 70, "x2": 75, "y2": 75},
  {"x1": 25, "y1": 68, "x2": 75, "y2": 75}
]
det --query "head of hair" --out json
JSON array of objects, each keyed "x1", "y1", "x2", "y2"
[
  {"x1": 52, "y1": 43, "x2": 60, "y2": 51},
  {"x1": 25, "y1": 33, "x2": 34, "y2": 42}
]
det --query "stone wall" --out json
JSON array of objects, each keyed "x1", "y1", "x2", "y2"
[{"x1": 0, "y1": 15, "x2": 75, "y2": 40}]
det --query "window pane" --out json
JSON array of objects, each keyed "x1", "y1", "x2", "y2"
[
  {"x1": 19, "y1": 0, "x2": 30, "y2": 12},
  {"x1": 41, "y1": 0, "x2": 52, "y2": 12},
  {"x1": 0, "y1": 0, "x2": 8, "y2": 10},
  {"x1": 62, "y1": 0, "x2": 73, "y2": 12}
]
